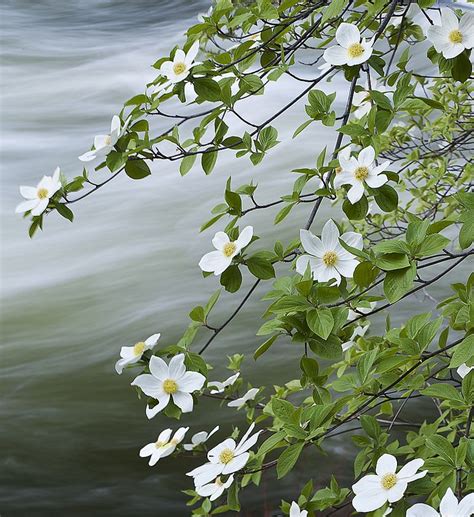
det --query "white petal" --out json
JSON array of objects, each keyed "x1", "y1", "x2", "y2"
[
  {"x1": 178, "y1": 371, "x2": 205, "y2": 392},
  {"x1": 212, "y1": 231, "x2": 229, "y2": 250},
  {"x1": 172, "y1": 391, "x2": 194, "y2": 413},
  {"x1": 333, "y1": 171, "x2": 354, "y2": 188},
  {"x1": 131, "y1": 374, "x2": 163, "y2": 398},
  {"x1": 139, "y1": 443, "x2": 156, "y2": 458},
  {"x1": 340, "y1": 231, "x2": 363, "y2": 250},
  {"x1": 461, "y1": 13, "x2": 474, "y2": 48},
  {"x1": 148, "y1": 355, "x2": 169, "y2": 380},
  {"x1": 347, "y1": 182, "x2": 365, "y2": 204},
  {"x1": 336, "y1": 23, "x2": 360, "y2": 48},
  {"x1": 358, "y1": 146, "x2": 375, "y2": 167},
  {"x1": 145, "y1": 395, "x2": 170, "y2": 418},
  {"x1": 300, "y1": 229, "x2": 325, "y2": 257},
  {"x1": 398, "y1": 458, "x2": 424, "y2": 479},
  {"x1": 441, "y1": 8, "x2": 459, "y2": 31},
  {"x1": 185, "y1": 40, "x2": 200, "y2": 64},
  {"x1": 439, "y1": 488, "x2": 458, "y2": 516},
  {"x1": 110, "y1": 115, "x2": 121, "y2": 135},
  {"x1": 335, "y1": 258, "x2": 358, "y2": 278},
  {"x1": 222, "y1": 452, "x2": 249, "y2": 474},
  {"x1": 235, "y1": 225, "x2": 253, "y2": 249},
  {"x1": 457, "y1": 364, "x2": 472, "y2": 378},
  {"x1": 199, "y1": 250, "x2": 231, "y2": 275},
  {"x1": 323, "y1": 45, "x2": 349, "y2": 65},
  {"x1": 19, "y1": 186, "x2": 38, "y2": 199},
  {"x1": 191, "y1": 463, "x2": 223, "y2": 487},
  {"x1": 387, "y1": 479, "x2": 408, "y2": 502},
  {"x1": 347, "y1": 43, "x2": 372, "y2": 65},
  {"x1": 208, "y1": 439, "x2": 236, "y2": 462},
  {"x1": 406, "y1": 504, "x2": 439, "y2": 517},
  {"x1": 458, "y1": 492, "x2": 474, "y2": 517},
  {"x1": 295, "y1": 254, "x2": 319, "y2": 276},
  {"x1": 366, "y1": 173, "x2": 388, "y2": 189},
  {"x1": 144, "y1": 333, "x2": 161, "y2": 348},
  {"x1": 30, "y1": 198, "x2": 49, "y2": 216},
  {"x1": 312, "y1": 263, "x2": 341, "y2": 284},
  {"x1": 236, "y1": 423, "x2": 256, "y2": 450},
  {"x1": 15, "y1": 199, "x2": 39, "y2": 214},
  {"x1": 94, "y1": 135, "x2": 110, "y2": 150},
  {"x1": 321, "y1": 219, "x2": 340, "y2": 250},
  {"x1": 376, "y1": 454, "x2": 397, "y2": 476},
  {"x1": 168, "y1": 353, "x2": 186, "y2": 380}
]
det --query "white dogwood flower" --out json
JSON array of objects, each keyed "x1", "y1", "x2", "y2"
[
  {"x1": 139, "y1": 427, "x2": 188, "y2": 466},
  {"x1": 342, "y1": 324, "x2": 369, "y2": 352},
  {"x1": 352, "y1": 77, "x2": 387, "y2": 119},
  {"x1": 187, "y1": 423, "x2": 261, "y2": 487},
  {"x1": 334, "y1": 146, "x2": 390, "y2": 204},
  {"x1": 227, "y1": 388, "x2": 259, "y2": 409},
  {"x1": 184, "y1": 426, "x2": 220, "y2": 451},
  {"x1": 79, "y1": 115, "x2": 130, "y2": 167},
  {"x1": 199, "y1": 226, "x2": 253, "y2": 276},
  {"x1": 427, "y1": 9, "x2": 474, "y2": 59},
  {"x1": 16, "y1": 167, "x2": 61, "y2": 216},
  {"x1": 115, "y1": 333, "x2": 160, "y2": 374},
  {"x1": 208, "y1": 372, "x2": 240, "y2": 394},
  {"x1": 296, "y1": 219, "x2": 363, "y2": 285},
  {"x1": 131, "y1": 353, "x2": 205, "y2": 418},
  {"x1": 196, "y1": 474, "x2": 234, "y2": 501},
  {"x1": 352, "y1": 454, "x2": 427, "y2": 513},
  {"x1": 290, "y1": 501, "x2": 308, "y2": 517},
  {"x1": 407, "y1": 487, "x2": 474, "y2": 517},
  {"x1": 157, "y1": 41, "x2": 200, "y2": 92},
  {"x1": 457, "y1": 363, "x2": 473, "y2": 378},
  {"x1": 323, "y1": 23, "x2": 373, "y2": 66}
]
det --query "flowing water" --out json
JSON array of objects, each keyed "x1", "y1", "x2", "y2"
[{"x1": 0, "y1": 1, "x2": 470, "y2": 515}]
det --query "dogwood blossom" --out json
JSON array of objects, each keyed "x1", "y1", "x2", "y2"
[
  {"x1": 407, "y1": 487, "x2": 474, "y2": 517},
  {"x1": 115, "y1": 333, "x2": 160, "y2": 374},
  {"x1": 187, "y1": 423, "x2": 261, "y2": 487},
  {"x1": 199, "y1": 226, "x2": 253, "y2": 276},
  {"x1": 323, "y1": 23, "x2": 373, "y2": 66},
  {"x1": 227, "y1": 388, "x2": 259, "y2": 409},
  {"x1": 208, "y1": 372, "x2": 240, "y2": 394},
  {"x1": 352, "y1": 453, "x2": 427, "y2": 513},
  {"x1": 79, "y1": 115, "x2": 130, "y2": 167},
  {"x1": 156, "y1": 41, "x2": 200, "y2": 92},
  {"x1": 131, "y1": 353, "x2": 205, "y2": 418},
  {"x1": 196, "y1": 474, "x2": 234, "y2": 501},
  {"x1": 352, "y1": 77, "x2": 387, "y2": 119},
  {"x1": 16, "y1": 167, "x2": 61, "y2": 216},
  {"x1": 427, "y1": 9, "x2": 474, "y2": 59},
  {"x1": 457, "y1": 363, "x2": 473, "y2": 378},
  {"x1": 296, "y1": 219, "x2": 363, "y2": 285},
  {"x1": 290, "y1": 501, "x2": 308, "y2": 517},
  {"x1": 334, "y1": 146, "x2": 390, "y2": 204},
  {"x1": 139, "y1": 427, "x2": 188, "y2": 466},
  {"x1": 183, "y1": 426, "x2": 219, "y2": 451},
  {"x1": 342, "y1": 324, "x2": 369, "y2": 352}
]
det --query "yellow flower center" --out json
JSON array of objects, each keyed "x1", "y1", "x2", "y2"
[
  {"x1": 354, "y1": 166, "x2": 369, "y2": 181},
  {"x1": 173, "y1": 62, "x2": 187, "y2": 75},
  {"x1": 155, "y1": 440, "x2": 167, "y2": 448},
  {"x1": 347, "y1": 42, "x2": 365, "y2": 59},
  {"x1": 323, "y1": 250, "x2": 338, "y2": 267},
  {"x1": 381, "y1": 473, "x2": 397, "y2": 490},
  {"x1": 449, "y1": 29, "x2": 463, "y2": 44},
  {"x1": 163, "y1": 379, "x2": 178, "y2": 394},
  {"x1": 104, "y1": 134, "x2": 112, "y2": 145},
  {"x1": 37, "y1": 188, "x2": 49, "y2": 199},
  {"x1": 133, "y1": 342, "x2": 146, "y2": 356},
  {"x1": 219, "y1": 448, "x2": 235, "y2": 464},
  {"x1": 223, "y1": 242, "x2": 237, "y2": 258}
]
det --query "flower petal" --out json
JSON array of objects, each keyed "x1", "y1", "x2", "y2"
[
  {"x1": 145, "y1": 394, "x2": 170, "y2": 418},
  {"x1": 376, "y1": 454, "x2": 397, "y2": 476},
  {"x1": 172, "y1": 391, "x2": 194, "y2": 413},
  {"x1": 358, "y1": 146, "x2": 375, "y2": 167},
  {"x1": 15, "y1": 199, "x2": 39, "y2": 214},
  {"x1": 300, "y1": 229, "x2": 325, "y2": 257},
  {"x1": 199, "y1": 250, "x2": 230, "y2": 275},
  {"x1": 296, "y1": 254, "x2": 319, "y2": 276},
  {"x1": 340, "y1": 231, "x2": 363, "y2": 250},
  {"x1": 387, "y1": 479, "x2": 408, "y2": 503},
  {"x1": 323, "y1": 45, "x2": 349, "y2": 65},
  {"x1": 347, "y1": 182, "x2": 365, "y2": 204},
  {"x1": 131, "y1": 374, "x2": 163, "y2": 398},
  {"x1": 149, "y1": 355, "x2": 169, "y2": 380},
  {"x1": 235, "y1": 225, "x2": 253, "y2": 250},
  {"x1": 19, "y1": 186, "x2": 38, "y2": 199},
  {"x1": 168, "y1": 353, "x2": 186, "y2": 379},
  {"x1": 397, "y1": 458, "x2": 424, "y2": 479},
  {"x1": 321, "y1": 219, "x2": 340, "y2": 250},
  {"x1": 406, "y1": 504, "x2": 439, "y2": 517},
  {"x1": 366, "y1": 173, "x2": 388, "y2": 188},
  {"x1": 336, "y1": 23, "x2": 360, "y2": 47},
  {"x1": 30, "y1": 198, "x2": 49, "y2": 216},
  {"x1": 179, "y1": 371, "x2": 205, "y2": 392},
  {"x1": 212, "y1": 231, "x2": 229, "y2": 250},
  {"x1": 222, "y1": 452, "x2": 249, "y2": 474}
]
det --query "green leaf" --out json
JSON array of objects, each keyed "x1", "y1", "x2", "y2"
[
  {"x1": 451, "y1": 51, "x2": 472, "y2": 83},
  {"x1": 179, "y1": 154, "x2": 197, "y2": 176},
  {"x1": 189, "y1": 306, "x2": 205, "y2": 323},
  {"x1": 202, "y1": 150, "x2": 218, "y2": 175},
  {"x1": 220, "y1": 265, "x2": 242, "y2": 293},
  {"x1": 254, "y1": 334, "x2": 279, "y2": 360},
  {"x1": 416, "y1": 234, "x2": 450, "y2": 257},
  {"x1": 375, "y1": 253, "x2": 410, "y2": 271},
  {"x1": 55, "y1": 202, "x2": 74, "y2": 222},
  {"x1": 421, "y1": 383, "x2": 464, "y2": 402},
  {"x1": 450, "y1": 335, "x2": 474, "y2": 368},
  {"x1": 272, "y1": 398, "x2": 296, "y2": 424},
  {"x1": 125, "y1": 159, "x2": 151, "y2": 180},
  {"x1": 276, "y1": 442, "x2": 304, "y2": 479},
  {"x1": 342, "y1": 196, "x2": 368, "y2": 220},
  {"x1": 374, "y1": 185, "x2": 398, "y2": 212},
  {"x1": 384, "y1": 263, "x2": 416, "y2": 303},
  {"x1": 373, "y1": 240, "x2": 410, "y2": 255},
  {"x1": 257, "y1": 430, "x2": 286, "y2": 457},
  {"x1": 246, "y1": 253, "x2": 275, "y2": 280},
  {"x1": 321, "y1": 0, "x2": 347, "y2": 22},
  {"x1": 193, "y1": 78, "x2": 222, "y2": 102},
  {"x1": 307, "y1": 308, "x2": 334, "y2": 340}
]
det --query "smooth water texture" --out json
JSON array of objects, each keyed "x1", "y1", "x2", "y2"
[{"x1": 0, "y1": 2, "x2": 469, "y2": 515}]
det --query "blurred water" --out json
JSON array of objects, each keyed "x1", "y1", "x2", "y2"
[{"x1": 0, "y1": 1, "x2": 470, "y2": 515}]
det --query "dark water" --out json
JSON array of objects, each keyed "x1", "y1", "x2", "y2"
[{"x1": 0, "y1": 1, "x2": 470, "y2": 515}]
